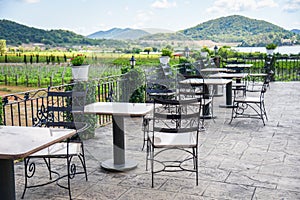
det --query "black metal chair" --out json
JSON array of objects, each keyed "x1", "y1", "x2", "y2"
[
  {"x1": 178, "y1": 77, "x2": 215, "y2": 124},
  {"x1": 22, "y1": 86, "x2": 89, "y2": 199},
  {"x1": 144, "y1": 66, "x2": 176, "y2": 103},
  {"x1": 229, "y1": 81, "x2": 268, "y2": 125},
  {"x1": 146, "y1": 97, "x2": 202, "y2": 187},
  {"x1": 142, "y1": 66, "x2": 176, "y2": 150}
]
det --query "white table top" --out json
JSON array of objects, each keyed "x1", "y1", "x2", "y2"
[
  {"x1": 225, "y1": 64, "x2": 253, "y2": 68},
  {"x1": 84, "y1": 102, "x2": 153, "y2": 117},
  {"x1": 249, "y1": 73, "x2": 267, "y2": 77},
  {"x1": 180, "y1": 78, "x2": 232, "y2": 85},
  {"x1": 208, "y1": 73, "x2": 249, "y2": 79},
  {"x1": 0, "y1": 126, "x2": 76, "y2": 160},
  {"x1": 201, "y1": 68, "x2": 231, "y2": 72}
]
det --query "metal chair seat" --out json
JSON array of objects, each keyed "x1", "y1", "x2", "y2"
[
  {"x1": 148, "y1": 132, "x2": 197, "y2": 148},
  {"x1": 234, "y1": 96, "x2": 261, "y2": 104},
  {"x1": 30, "y1": 142, "x2": 82, "y2": 157}
]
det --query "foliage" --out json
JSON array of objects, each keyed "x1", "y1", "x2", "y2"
[
  {"x1": 266, "y1": 43, "x2": 277, "y2": 50},
  {"x1": 144, "y1": 47, "x2": 153, "y2": 54},
  {"x1": 71, "y1": 54, "x2": 85, "y2": 66},
  {"x1": 201, "y1": 46, "x2": 210, "y2": 53},
  {"x1": 0, "y1": 19, "x2": 129, "y2": 48},
  {"x1": 65, "y1": 81, "x2": 97, "y2": 139},
  {"x1": 161, "y1": 48, "x2": 173, "y2": 57},
  {"x1": 178, "y1": 15, "x2": 297, "y2": 47},
  {"x1": 0, "y1": 40, "x2": 6, "y2": 55},
  {"x1": 120, "y1": 66, "x2": 145, "y2": 103}
]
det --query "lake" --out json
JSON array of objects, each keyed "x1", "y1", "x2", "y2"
[{"x1": 233, "y1": 46, "x2": 300, "y2": 55}]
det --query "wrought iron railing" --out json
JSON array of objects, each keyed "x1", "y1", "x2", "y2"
[
  {"x1": 222, "y1": 55, "x2": 300, "y2": 81},
  {"x1": 1, "y1": 75, "x2": 123, "y2": 127},
  {"x1": 1, "y1": 55, "x2": 299, "y2": 128}
]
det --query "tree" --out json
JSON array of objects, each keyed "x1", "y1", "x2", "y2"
[
  {"x1": 144, "y1": 47, "x2": 153, "y2": 54},
  {"x1": 0, "y1": 40, "x2": 7, "y2": 55}
]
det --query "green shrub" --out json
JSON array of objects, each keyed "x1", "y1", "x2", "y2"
[
  {"x1": 161, "y1": 48, "x2": 173, "y2": 57},
  {"x1": 266, "y1": 43, "x2": 277, "y2": 50}
]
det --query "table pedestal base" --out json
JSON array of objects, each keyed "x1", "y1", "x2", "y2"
[
  {"x1": 201, "y1": 115, "x2": 217, "y2": 119},
  {"x1": 101, "y1": 159, "x2": 138, "y2": 171},
  {"x1": 219, "y1": 104, "x2": 234, "y2": 108}
]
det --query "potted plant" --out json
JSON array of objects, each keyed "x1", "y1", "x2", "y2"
[
  {"x1": 71, "y1": 54, "x2": 89, "y2": 81},
  {"x1": 266, "y1": 43, "x2": 277, "y2": 55},
  {"x1": 159, "y1": 48, "x2": 173, "y2": 65},
  {"x1": 200, "y1": 46, "x2": 210, "y2": 57}
]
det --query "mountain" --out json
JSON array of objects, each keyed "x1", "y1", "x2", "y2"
[
  {"x1": 291, "y1": 29, "x2": 300, "y2": 34},
  {"x1": 179, "y1": 15, "x2": 296, "y2": 47},
  {"x1": 0, "y1": 19, "x2": 128, "y2": 48},
  {"x1": 141, "y1": 28, "x2": 175, "y2": 34},
  {"x1": 0, "y1": 16, "x2": 299, "y2": 48},
  {"x1": 87, "y1": 28, "x2": 150, "y2": 40}
]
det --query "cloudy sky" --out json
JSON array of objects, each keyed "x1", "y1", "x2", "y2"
[{"x1": 0, "y1": 0, "x2": 299, "y2": 36}]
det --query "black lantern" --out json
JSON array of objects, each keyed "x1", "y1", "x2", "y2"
[
  {"x1": 129, "y1": 55, "x2": 136, "y2": 68},
  {"x1": 214, "y1": 45, "x2": 218, "y2": 55}
]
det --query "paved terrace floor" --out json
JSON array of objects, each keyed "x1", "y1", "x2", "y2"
[{"x1": 14, "y1": 82, "x2": 300, "y2": 200}]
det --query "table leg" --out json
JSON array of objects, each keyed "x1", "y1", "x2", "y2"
[
  {"x1": 0, "y1": 159, "x2": 16, "y2": 200},
  {"x1": 113, "y1": 115, "x2": 125, "y2": 165},
  {"x1": 101, "y1": 116, "x2": 138, "y2": 171},
  {"x1": 212, "y1": 85, "x2": 223, "y2": 97},
  {"x1": 201, "y1": 85, "x2": 215, "y2": 119},
  {"x1": 219, "y1": 81, "x2": 233, "y2": 108}
]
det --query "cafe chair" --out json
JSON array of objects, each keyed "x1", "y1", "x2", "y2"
[
  {"x1": 146, "y1": 97, "x2": 202, "y2": 187},
  {"x1": 22, "y1": 86, "x2": 89, "y2": 199},
  {"x1": 142, "y1": 66, "x2": 177, "y2": 150},
  {"x1": 247, "y1": 70, "x2": 272, "y2": 92},
  {"x1": 178, "y1": 79, "x2": 214, "y2": 125},
  {"x1": 229, "y1": 81, "x2": 268, "y2": 125},
  {"x1": 144, "y1": 66, "x2": 176, "y2": 103}
]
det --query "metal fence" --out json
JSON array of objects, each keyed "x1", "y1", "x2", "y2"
[
  {"x1": 1, "y1": 75, "x2": 123, "y2": 127},
  {"x1": 222, "y1": 55, "x2": 300, "y2": 81},
  {"x1": 1, "y1": 55, "x2": 300, "y2": 128}
]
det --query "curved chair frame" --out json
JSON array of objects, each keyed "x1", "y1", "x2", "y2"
[
  {"x1": 22, "y1": 87, "x2": 89, "y2": 199},
  {"x1": 146, "y1": 98, "x2": 202, "y2": 187}
]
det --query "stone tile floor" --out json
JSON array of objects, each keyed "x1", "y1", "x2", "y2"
[{"x1": 14, "y1": 82, "x2": 300, "y2": 199}]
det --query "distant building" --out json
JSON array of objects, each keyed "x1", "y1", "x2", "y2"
[{"x1": 281, "y1": 38, "x2": 292, "y2": 45}]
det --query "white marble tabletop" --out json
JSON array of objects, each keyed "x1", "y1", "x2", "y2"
[
  {"x1": 225, "y1": 64, "x2": 253, "y2": 68},
  {"x1": 201, "y1": 68, "x2": 231, "y2": 72},
  {"x1": 84, "y1": 102, "x2": 153, "y2": 117},
  {"x1": 249, "y1": 73, "x2": 267, "y2": 77},
  {"x1": 180, "y1": 78, "x2": 232, "y2": 85},
  {"x1": 208, "y1": 73, "x2": 249, "y2": 79},
  {"x1": 0, "y1": 126, "x2": 76, "y2": 160}
]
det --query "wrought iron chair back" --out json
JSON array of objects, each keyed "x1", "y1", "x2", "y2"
[
  {"x1": 22, "y1": 86, "x2": 89, "y2": 199},
  {"x1": 146, "y1": 97, "x2": 202, "y2": 187},
  {"x1": 230, "y1": 81, "x2": 268, "y2": 125}
]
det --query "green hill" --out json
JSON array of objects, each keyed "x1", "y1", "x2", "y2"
[
  {"x1": 180, "y1": 15, "x2": 296, "y2": 47},
  {"x1": 0, "y1": 19, "x2": 128, "y2": 48},
  {"x1": 0, "y1": 16, "x2": 299, "y2": 48}
]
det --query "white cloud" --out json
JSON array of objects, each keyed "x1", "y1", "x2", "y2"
[
  {"x1": 283, "y1": 0, "x2": 300, "y2": 12},
  {"x1": 133, "y1": 10, "x2": 154, "y2": 28},
  {"x1": 207, "y1": 0, "x2": 278, "y2": 13},
  {"x1": 151, "y1": 0, "x2": 177, "y2": 9}
]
